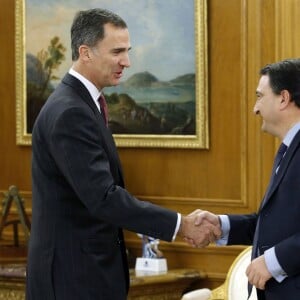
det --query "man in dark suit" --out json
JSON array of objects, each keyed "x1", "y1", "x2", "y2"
[
  {"x1": 25, "y1": 8, "x2": 220, "y2": 300},
  {"x1": 193, "y1": 58, "x2": 300, "y2": 300}
]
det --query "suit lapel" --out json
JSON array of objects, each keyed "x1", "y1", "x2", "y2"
[
  {"x1": 62, "y1": 73, "x2": 125, "y2": 186},
  {"x1": 262, "y1": 130, "x2": 300, "y2": 208},
  {"x1": 62, "y1": 73, "x2": 98, "y2": 113},
  {"x1": 62, "y1": 73, "x2": 109, "y2": 129}
]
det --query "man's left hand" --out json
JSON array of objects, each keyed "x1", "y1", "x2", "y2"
[{"x1": 246, "y1": 255, "x2": 272, "y2": 290}]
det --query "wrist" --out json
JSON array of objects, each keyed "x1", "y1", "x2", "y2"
[{"x1": 178, "y1": 215, "x2": 187, "y2": 238}]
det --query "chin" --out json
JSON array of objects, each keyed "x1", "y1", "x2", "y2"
[
  {"x1": 262, "y1": 126, "x2": 273, "y2": 136},
  {"x1": 261, "y1": 126, "x2": 268, "y2": 133},
  {"x1": 261, "y1": 121, "x2": 267, "y2": 132},
  {"x1": 109, "y1": 81, "x2": 120, "y2": 87}
]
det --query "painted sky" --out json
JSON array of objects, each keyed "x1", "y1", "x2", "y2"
[{"x1": 26, "y1": 0, "x2": 196, "y2": 82}]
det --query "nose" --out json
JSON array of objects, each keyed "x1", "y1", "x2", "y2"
[
  {"x1": 121, "y1": 53, "x2": 131, "y2": 68},
  {"x1": 253, "y1": 100, "x2": 260, "y2": 115}
]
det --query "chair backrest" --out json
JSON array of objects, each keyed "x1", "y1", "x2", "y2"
[
  {"x1": 182, "y1": 246, "x2": 257, "y2": 300},
  {"x1": 223, "y1": 246, "x2": 257, "y2": 300},
  {"x1": 181, "y1": 288, "x2": 211, "y2": 300}
]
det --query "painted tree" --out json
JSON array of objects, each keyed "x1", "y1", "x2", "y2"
[{"x1": 36, "y1": 36, "x2": 66, "y2": 99}]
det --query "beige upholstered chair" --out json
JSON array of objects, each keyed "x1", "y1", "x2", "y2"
[
  {"x1": 181, "y1": 288, "x2": 211, "y2": 300},
  {"x1": 182, "y1": 246, "x2": 257, "y2": 300},
  {"x1": 181, "y1": 289, "x2": 211, "y2": 300}
]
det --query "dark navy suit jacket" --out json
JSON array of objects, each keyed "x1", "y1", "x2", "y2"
[
  {"x1": 26, "y1": 74, "x2": 178, "y2": 300},
  {"x1": 227, "y1": 130, "x2": 300, "y2": 300}
]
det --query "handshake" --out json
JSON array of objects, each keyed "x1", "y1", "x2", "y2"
[{"x1": 177, "y1": 210, "x2": 221, "y2": 248}]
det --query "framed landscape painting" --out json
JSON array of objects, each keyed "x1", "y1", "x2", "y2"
[{"x1": 15, "y1": 0, "x2": 208, "y2": 148}]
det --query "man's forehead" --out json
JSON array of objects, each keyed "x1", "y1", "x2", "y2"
[
  {"x1": 256, "y1": 75, "x2": 275, "y2": 96},
  {"x1": 101, "y1": 24, "x2": 130, "y2": 42},
  {"x1": 103, "y1": 23, "x2": 128, "y2": 35},
  {"x1": 258, "y1": 75, "x2": 271, "y2": 88}
]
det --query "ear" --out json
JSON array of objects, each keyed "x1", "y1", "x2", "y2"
[
  {"x1": 279, "y1": 90, "x2": 291, "y2": 110},
  {"x1": 78, "y1": 45, "x2": 91, "y2": 62}
]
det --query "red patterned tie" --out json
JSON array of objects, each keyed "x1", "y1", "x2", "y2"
[{"x1": 98, "y1": 94, "x2": 108, "y2": 127}]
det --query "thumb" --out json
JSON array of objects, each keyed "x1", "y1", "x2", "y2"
[{"x1": 194, "y1": 211, "x2": 208, "y2": 226}]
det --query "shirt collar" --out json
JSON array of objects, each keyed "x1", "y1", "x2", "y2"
[
  {"x1": 69, "y1": 68, "x2": 101, "y2": 111},
  {"x1": 283, "y1": 122, "x2": 300, "y2": 147}
]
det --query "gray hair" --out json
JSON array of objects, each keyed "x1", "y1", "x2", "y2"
[{"x1": 71, "y1": 8, "x2": 127, "y2": 61}]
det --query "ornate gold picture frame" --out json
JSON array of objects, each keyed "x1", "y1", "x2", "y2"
[{"x1": 15, "y1": 0, "x2": 208, "y2": 148}]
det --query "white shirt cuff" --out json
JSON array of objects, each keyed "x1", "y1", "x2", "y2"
[
  {"x1": 264, "y1": 247, "x2": 287, "y2": 283},
  {"x1": 172, "y1": 213, "x2": 181, "y2": 241},
  {"x1": 216, "y1": 215, "x2": 230, "y2": 245}
]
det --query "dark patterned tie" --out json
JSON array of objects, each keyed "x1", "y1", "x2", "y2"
[
  {"x1": 252, "y1": 142, "x2": 287, "y2": 255},
  {"x1": 98, "y1": 94, "x2": 108, "y2": 127},
  {"x1": 273, "y1": 143, "x2": 288, "y2": 173},
  {"x1": 248, "y1": 142, "x2": 287, "y2": 297},
  {"x1": 262, "y1": 143, "x2": 288, "y2": 203}
]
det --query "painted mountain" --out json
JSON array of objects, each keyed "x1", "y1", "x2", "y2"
[{"x1": 104, "y1": 71, "x2": 196, "y2": 135}]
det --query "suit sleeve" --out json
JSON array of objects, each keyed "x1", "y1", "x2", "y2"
[
  {"x1": 275, "y1": 234, "x2": 300, "y2": 276},
  {"x1": 49, "y1": 106, "x2": 178, "y2": 242},
  {"x1": 227, "y1": 213, "x2": 257, "y2": 245}
]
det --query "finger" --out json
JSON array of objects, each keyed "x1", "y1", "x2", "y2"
[
  {"x1": 206, "y1": 213, "x2": 221, "y2": 228},
  {"x1": 204, "y1": 225, "x2": 216, "y2": 243},
  {"x1": 246, "y1": 264, "x2": 254, "y2": 283},
  {"x1": 194, "y1": 211, "x2": 209, "y2": 226},
  {"x1": 199, "y1": 239, "x2": 210, "y2": 247},
  {"x1": 246, "y1": 265, "x2": 250, "y2": 277},
  {"x1": 212, "y1": 225, "x2": 222, "y2": 239},
  {"x1": 209, "y1": 231, "x2": 217, "y2": 243},
  {"x1": 258, "y1": 280, "x2": 266, "y2": 290},
  {"x1": 183, "y1": 237, "x2": 197, "y2": 247},
  {"x1": 187, "y1": 209, "x2": 202, "y2": 217},
  {"x1": 195, "y1": 226, "x2": 214, "y2": 247},
  {"x1": 202, "y1": 223, "x2": 220, "y2": 242},
  {"x1": 195, "y1": 211, "x2": 219, "y2": 227},
  {"x1": 248, "y1": 269, "x2": 263, "y2": 290}
]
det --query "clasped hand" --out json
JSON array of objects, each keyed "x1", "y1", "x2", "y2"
[
  {"x1": 178, "y1": 209, "x2": 221, "y2": 248},
  {"x1": 178, "y1": 210, "x2": 273, "y2": 289}
]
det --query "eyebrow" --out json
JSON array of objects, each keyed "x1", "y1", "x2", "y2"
[{"x1": 112, "y1": 46, "x2": 132, "y2": 52}]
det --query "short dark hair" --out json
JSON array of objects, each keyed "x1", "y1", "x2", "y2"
[
  {"x1": 71, "y1": 8, "x2": 127, "y2": 61},
  {"x1": 260, "y1": 58, "x2": 300, "y2": 108}
]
